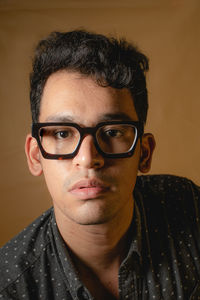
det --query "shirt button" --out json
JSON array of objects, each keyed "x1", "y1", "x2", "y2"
[
  {"x1": 77, "y1": 288, "x2": 90, "y2": 300},
  {"x1": 82, "y1": 290, "x2": 89, "y2": 300}
]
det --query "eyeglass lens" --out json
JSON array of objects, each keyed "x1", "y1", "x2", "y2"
[{"x1": 39, "y1": 124, "x2": 137, "y2": 155}]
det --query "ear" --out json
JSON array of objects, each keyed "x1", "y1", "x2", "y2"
[
  {"x1": 139, "y1": 133, "x2": 156, "y2": 173},
  {"x1": 25, "y1": 134, "x2": 43, "y2": 176}
]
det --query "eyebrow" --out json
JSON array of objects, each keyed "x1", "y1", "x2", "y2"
[
  {"x1": 45, "y1": 114, "x2": 75, "y2": 122},
  {"x1": 99, "y1": 113, "x2": 134, "y2": 122},
  {"x1": 44, "y1": 112, "x2": 135, "y2": 123}
]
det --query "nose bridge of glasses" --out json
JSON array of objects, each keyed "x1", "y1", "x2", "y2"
[
  {"x1": 75, "y1": 127, "x2": 101, "y2": 160},
  {"x1": 79, "y1": 126, "x2": 97, "y2": 141}
]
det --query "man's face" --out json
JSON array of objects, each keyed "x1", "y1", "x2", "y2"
[{"x1": 33, "y1": 71, "x2": 142, "y2": 225}]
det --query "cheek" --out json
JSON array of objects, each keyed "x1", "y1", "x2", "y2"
[
  {"x1": 121, "y1": 159, "x2": 139, "y2": 185},
  {"x1": 115, "y1": 145, "x2": 140, "y2": 189},
  {"x1": 106, "y1": 156, "x2": 139, "y2": 194},
  {"x1": 41, "y1": 159, "x2": 72, "y2": 198},
  {"x1": 116, "y1": 142, "x2": 140, "y2": 172}
]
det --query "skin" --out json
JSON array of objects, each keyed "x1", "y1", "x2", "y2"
[{"x1": 25, "y1": 70, "x2": 155, "y2": 299}]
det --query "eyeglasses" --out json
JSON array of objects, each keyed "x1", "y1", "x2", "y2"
[{"x1": 32, "y1": 121, "x2": 143, "y2": 159}]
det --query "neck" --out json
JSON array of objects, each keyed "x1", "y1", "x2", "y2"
[{"x1": 54, "y1": 199, "x2": 134, "y2": 271}]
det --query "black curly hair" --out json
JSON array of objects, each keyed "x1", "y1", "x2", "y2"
[{"x1": 30, "y1": 30, "x2": 149, "y2": 124}]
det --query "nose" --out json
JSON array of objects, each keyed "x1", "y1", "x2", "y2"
[{"x1": 73, "y1": 135, "x2": 105, "y2": 169}]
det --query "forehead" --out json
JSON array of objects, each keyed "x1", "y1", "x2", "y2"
[{"x1": 39, "y1": 71, "x2": 138, "y2": 124}]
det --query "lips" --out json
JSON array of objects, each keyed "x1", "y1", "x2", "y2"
[{"x1": 68, "y1": 179, "x2": 110, "y2": 200}]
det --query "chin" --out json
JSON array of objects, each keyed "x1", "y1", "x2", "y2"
[
  {"x1": 75, "y1": 219, "x2": 109, "y2": 226},
  {"x1": 68, "y1": 202, "x2": 116, "y2": 225},
  {"x1": 69, "y1": 211, "x2": 113, "y2": 226}
]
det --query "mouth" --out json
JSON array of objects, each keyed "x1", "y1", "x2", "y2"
[{"x1": 68, "y1": 178, "x2": 110, "y2": 200}]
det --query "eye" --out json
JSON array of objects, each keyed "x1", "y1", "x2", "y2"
[
  {"x1": 105, "y1": 129, "x2": 122, "y2": 138},
  {"x1": 55, "y1": 130, "x2": 70, "y2": 139}
]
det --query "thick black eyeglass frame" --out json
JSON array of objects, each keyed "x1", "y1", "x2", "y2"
[{"x1": 32, "y1": 121, "x2": 144, "y2": 159}]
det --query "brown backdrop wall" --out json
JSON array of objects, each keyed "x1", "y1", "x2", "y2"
[{"x1": 0, "y1": 0, "x2": 200, "y2": 246}]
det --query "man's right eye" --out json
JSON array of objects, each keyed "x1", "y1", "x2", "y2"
[{"x1": 54, "y1": 130, "x2": 70, "y2": 139}]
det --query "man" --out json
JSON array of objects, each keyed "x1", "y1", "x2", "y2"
[{"x1": 0, "y1": 30, "x2": 199, "y2": 300}]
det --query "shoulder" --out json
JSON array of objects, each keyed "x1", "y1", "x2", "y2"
[
  {"x1": 0, "y1": 208, "x2": 53, "y2": 293},
  {"x1": 136, "y1": 174, "x2": 200, "y2": 204},
  {"x1": 135, "y1": 174, "x2": 200, "y2": 239},
  {"x1": 135, "y1": 175, "x2": 200, "y2": 294},
  {"x1": 136, "y1": 173, "x2": 200, "y2": 191}
]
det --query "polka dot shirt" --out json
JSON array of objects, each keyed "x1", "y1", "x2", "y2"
[{"x1": 0, "y1": 175, "x2": 200, "y2": 299}]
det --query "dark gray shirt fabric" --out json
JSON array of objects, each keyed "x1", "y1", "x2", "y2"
[{"x1": 0, "y1": 175, "x2": 200, "y2": 300}]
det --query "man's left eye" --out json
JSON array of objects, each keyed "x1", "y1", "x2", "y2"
[{"x1": 105, "y1": 130, "x2": 122, "y2": 138}]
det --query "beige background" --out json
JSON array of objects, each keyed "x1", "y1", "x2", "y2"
[{"x1": 0, "y1": 0, "x2": 200, "y2": 246}]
